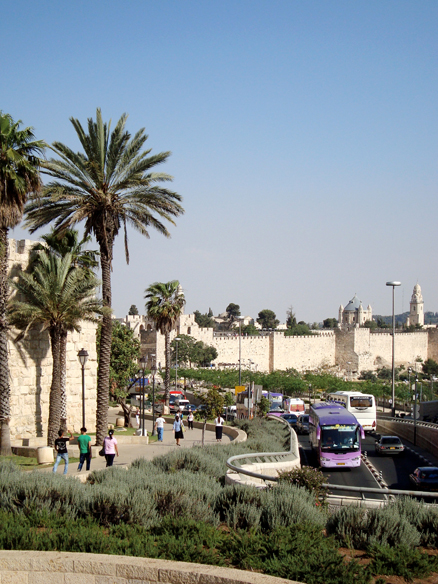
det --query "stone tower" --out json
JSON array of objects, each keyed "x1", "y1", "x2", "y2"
[{"x1": 407, "y1": 283, "x2": 424, "y2": 327}]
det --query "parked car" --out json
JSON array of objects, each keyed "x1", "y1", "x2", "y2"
[
  {"x1": 296, "y1": 414, "x2": 310, "y2": 434},
  {"x1": 280, "y1": 413, "x2": 298, "y2": 427},
  {"x1": 375, "y1": 435, "x2": 405, "y2": 455},
  {"x1": 409, "y1": 467, "x2": 438, "y2": 491}
]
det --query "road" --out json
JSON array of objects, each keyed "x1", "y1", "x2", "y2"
[{"x1": 297, "y1": 430, "x2": 437, "y2": 501}]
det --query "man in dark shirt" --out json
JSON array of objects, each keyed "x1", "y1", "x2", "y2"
[{"x1": 52, "y1": 429, "x2": 74, "y2": 475}]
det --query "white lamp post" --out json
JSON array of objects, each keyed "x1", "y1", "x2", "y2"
[
  {"x1": 77, "y1": 348, "x2": 89, "y2": 428},
  {"x1": 386, "y1": 281, "x2": 401, "y2": 417}
]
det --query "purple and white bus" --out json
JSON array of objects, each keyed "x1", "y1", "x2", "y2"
[{"x1": 309, "y1": 403, "x2": 365, "y2": 468}]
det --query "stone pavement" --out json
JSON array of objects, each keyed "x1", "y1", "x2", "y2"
[{"x1": 47, "y1": 410, "x2": 231, "y2": 478}]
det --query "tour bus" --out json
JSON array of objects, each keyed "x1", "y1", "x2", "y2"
[
  {"x1": 283, "y1": 397, "x2": 306, "y2": 416},
  {"x1": 236, "y1": 390, "x2": 283, "y2": 419},
  {"x1": 326, "y1": 391, "x2": 376, "y2": 432},
  {"x1": 309, "y1": 403, "x2": 365, "y2": 468}
]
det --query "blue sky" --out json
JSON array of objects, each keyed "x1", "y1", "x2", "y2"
[{"x1": 2, "y1": 1, "x2": 437, "y2": 322}]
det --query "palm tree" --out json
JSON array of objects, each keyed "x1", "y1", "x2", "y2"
[
  {"x1": 8, "y1": 250, "x2": 103, "y2": 446},
  {"x1": 32, "y1": 228, "x2": 99, "y2": 429},
  {"x1": 145, "y1": 281, "x2": 185, "y2": 404},
  {"x1": 24, "y1": 109, "x2": 184, "y2": 445},
  {"x1": 0, "y1": 112, "x2": 45, "y2": 455}
]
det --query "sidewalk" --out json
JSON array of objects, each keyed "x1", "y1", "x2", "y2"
[{"x1": 47, "y1": 414, "x2": 230, "y2": 478}]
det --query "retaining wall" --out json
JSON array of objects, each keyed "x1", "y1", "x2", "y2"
[
  {"x1": 0, "y1": 551, "x2": 302, "y2": 584},
  {"x1": 376, "y1": 419, "x2": 438, "y2": 460}
]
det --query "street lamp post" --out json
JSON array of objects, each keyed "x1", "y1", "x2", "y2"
[
  {"x1": 407, "y1": 366, "x2": 412, "y2": 414},
  {"x1": 151, "y1": 359, "x2": 157, "y2": 436},
  {"x1": 175, "y1": 337, "x2": 181, "y2": 391},
  {"x1": 414, "y1": 374, "x2": 418, "y2": 445},
  {"x1": 238, "y1": 319, "x2": 243, "y2": 386},
  {"x1": 77, "y1": 348, "x2": 89, "y2": 429},
  {"x1": 139, "y1": 356, "x2": 147, "y2": 436},
  {"x1": 386, "y1": 281, "x2": 401, "y2": 417}
]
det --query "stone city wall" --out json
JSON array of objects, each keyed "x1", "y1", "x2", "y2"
[
  {"x1": 272, "y1": 331, "x2": 336, "y2": 371},
  {"x1": 8, "y1": 239, "x2": 98, "y2": 441}
]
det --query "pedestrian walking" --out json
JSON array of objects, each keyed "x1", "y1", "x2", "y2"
[
  {"x1": 187, "y1": 411, "x2": 194, "y2": 430},
  {"x1": 154, "y1": 413, "x2": 166, "y2": 442},
  {"x1": 173, "y1": 413, "x2": 184, "y2": 446},
  {"x1": 77, "y1": 427, "x2": 92, "y2": 471},
  {"x1": 215, "y1": 413, "x2": 225, "y2": 442},
  {"x1": 52, "y1": 428, "x2": 73, "y2": 474},
  {"x1": 103, "y1": 429, "x2": 119, "y2": 467}
]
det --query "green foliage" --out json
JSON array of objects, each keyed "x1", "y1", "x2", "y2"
[
  {"x1": 277, "y1": 465, "x2": 328, "y2": 505},
  {"x1": 241, "y1": 323, "x2": 259, "y2": 335},
  {"x1": 362, "y1": 320, "x2": 377, "y2": 330},
  {"x1": 286, "y1": 305, "x2": 296, "y2": 328},
  {"x1": 193, "y1": 310, "x2": 215, "y2": 328},
  {"x1": 323, "y1": 318, "x2": 338, "y2": 329},
  {"x1": 369, "y1": 544, "x2": 438, "y2": 581},
  {"x1": 225, "y1": 303, "x2": 240, "y2": 319},
  {"x1": 98, "y1": 320, "x2": 141, "y2": 401},
  {"x1": 327, "y1": 504, "x2": 421, "y2": 550},
  {"x1": 256, "y1": 395, "x2": 270, "y2": 416},
  {"x1": 256, "y1": 309, "x2": 279, "y2": 329},
  {"x1": 358, "y1": 370, "x2": 377, "y2": 381},
  {"x1": 422, "y1": 358, "x2": 438, "y2": 377},
  {"x1": 128, "y1": 304, "x2": 139, "y2": 315},
  {"x1": 284, "y1": 323, "x2": 315, "y2": 336},
  {"x1": 194, "y1": 387, "x2": 225, "y2": 420}
]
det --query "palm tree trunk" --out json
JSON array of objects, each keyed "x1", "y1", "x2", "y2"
[
  {"x1": 59, "y1": 330, "x2": 67, "y2": 432},
  {"x1": 0, "y1": 228, "x2": 12, "y2": 455},
  {"x1": 95, "y1": 251, "x2": 113, "y2": 446},
  {"x1": 48, "y1": 327, "x2": 62, "y2": 447},
  {"x1": 164, "y1": 331, "x2": 170, "y2": 405}
]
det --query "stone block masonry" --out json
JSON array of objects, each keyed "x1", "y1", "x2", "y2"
[
  {"x1": 0, "y1": 551, "x2": 303, "y2": 584},
  {"x1": 8, "y1": 239, "x2": 98, "y2": 441}
]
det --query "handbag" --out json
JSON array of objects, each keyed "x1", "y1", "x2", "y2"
[
  {"x1": 181, "y1": 423, "x2": 185, "y2": 433},
  {"x1": 99, "y1": 448, "x2": 105, "y2": 457}
]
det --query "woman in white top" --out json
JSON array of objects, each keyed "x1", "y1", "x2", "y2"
[
  {"x1": 187, "y1": 411, "x2": 194, "y2": 430},
  {"x1": 215, "y1": 413, "x2": 225, "y2": 442}
]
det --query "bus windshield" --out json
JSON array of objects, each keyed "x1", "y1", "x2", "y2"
[
  {"x1": 350, "y1": 396, "x2": 373, "y2": 408},
  {"x1": 321, "y1": 425, "x2": 360, "y2": 452}
]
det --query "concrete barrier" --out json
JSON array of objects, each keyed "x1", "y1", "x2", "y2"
[
  {"x1": 0, "y1": 550, "x2": 302, "y2": 584},
  {"x1": 377, "y1": 419, "x2": 438, "y2": 460}
]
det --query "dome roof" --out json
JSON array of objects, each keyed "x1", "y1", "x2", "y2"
[{"x1": 344, "y1": 294, "x2": 361, "y2": 312}]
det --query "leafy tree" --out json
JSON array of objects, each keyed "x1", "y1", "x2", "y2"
[
  {"x1": 323, "y1": 318, "x2": 338, "y2": 329},
  {"x1": 193, "y1": 310, "x2": 215, "y2": 328},
  {"x1": 256, "y1": 395, "x2": 270, "y2": 417},
  {"x1": 358, "y1": 370, "x2": 377, "y2": 382},
  {"x1": 241, "y1": 323, "x2": 259, "y2": 336},
  {"x1": 8, "y1": 251, "x2": 102, "y2": 446},
  {"x1": 128, "y1": 305, "x2": 139, "y2": 316},
  {"x1": 362, "y1": 320, "x2": 377, "y2": 330},
  {"x1": 226, "y1": 303, "x2": 241, "y2": 319},
  {"x1": 376, "y1": 318, "x2": 391, "y2": 329},
  {"x1": 284, "y1": 323, "x2": 315, "y2": 336},
  {"x1": 422, "y1": 358, "x2": 438, "y2": 377},
  {"x1": 286, "y1": 306, "x2": 297, "y2": 328},
  {"x1": 257, "y1": 309, "x2": 279, "y2": 330},
  {"x1": 0, "y1": 111, "x2": 45, "y2": 455},
  {"x1": 170, "y1": 334, "x2": 197, "y2": 367},
  {"x1": 194, "y1": 387, "x2": 225, "y2": 446},
  {"x1": 145, "y1": 280, "x2": 185, "y2": 404},
  {"x1": 25, "y1": 109, "x2": 184, "y2": 446},
  {"x1": 97, "y1": 320, "x2": 140, "y2": 426},
  {"x1": 377, "y1": 367, "x2": 400, "y2": 381}
]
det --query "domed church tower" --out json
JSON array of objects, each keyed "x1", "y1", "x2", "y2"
[{"x1": 407, "y1": 283, "x2": 424, "y2": 327}]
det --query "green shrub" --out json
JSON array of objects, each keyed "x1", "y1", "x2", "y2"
[
  {"x1": 369, "y1": 544, "x2": 438, "y2": 581},
  {"x1": 326, "y1": 506, "x2": 368, "y2": 549},
  {"x1": 277, "y1": 465, "x2": 328, "y2": 505},
  {"x1": 388, "y1": 497, "x2": 438, "y2": 548},
  {"x1": 260, "y1": 483, "x2": 327, "y2": 532}
]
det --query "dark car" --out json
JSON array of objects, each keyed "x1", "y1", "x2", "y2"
[
  {"x1": 296, "y1": 414, "x2": 310, "y2": 434},
  {"x1": 409, "y1": 467, "x2": 438, "y2": 491},
  {"x1": 280, "y1": 413, "x2": 298, "y2": 427},
  {"x1": 375, "y1": 435, "x2": 404, "y2": 455}
]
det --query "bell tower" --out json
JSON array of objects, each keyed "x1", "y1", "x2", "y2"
[{"x1": 407, "y1": 283, "x2": 424, "y2": 327}]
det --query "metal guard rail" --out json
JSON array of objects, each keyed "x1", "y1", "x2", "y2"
[
  {"x1": 226, "y1": 416, "x2": 438, "y2": 500},
  {"x1": 226, "y1": 415, "x2": 297, "y2": 482}
]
